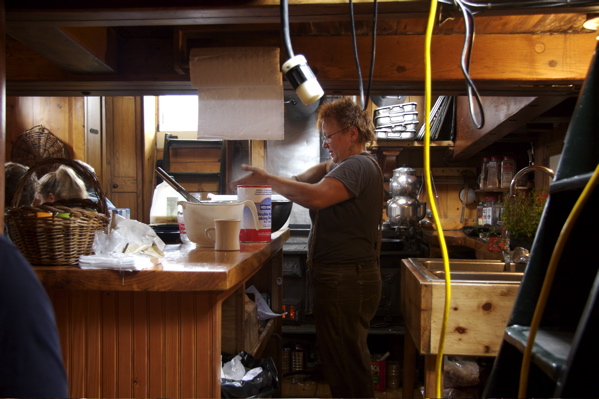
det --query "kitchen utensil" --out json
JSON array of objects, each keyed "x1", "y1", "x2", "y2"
[
  {"x1": 272, "y1": 200, "x2": 293, "y2": 232},
  {"x1": 459, "y1": 187, "x2": 477, "y2": 204},
  {"x1": 458, "y1": 170, "x2": 477, "y2": 223},
  {"x1": 386, "y1": 196, "x2": 427, "y2": 228},
  {"x1": 155, "y1": 167, "x2": 201, "y2": 204},
  {"x1": 178, "y1": 200, "x2": 259, "y2": 247},
  {"x1": 390, "y1": 166, "x2": 420, "y2": 197}
]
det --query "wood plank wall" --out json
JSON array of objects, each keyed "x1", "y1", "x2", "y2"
[{"x1": 5, "y1": 96, "x2": 85, "y2": 160}]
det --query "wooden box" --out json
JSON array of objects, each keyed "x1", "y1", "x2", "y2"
[{"x1": 401, "y1": 258, "x2": 521, "y2": 357}]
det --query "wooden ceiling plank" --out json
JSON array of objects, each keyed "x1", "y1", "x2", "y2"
[
  {"x1": 5, "y1": 31, "x2": 596, "y2": 96},
  {"x1": 6, "y1": 26, "x2": 115, "y2": 73},
  {"x1": 5, "y1": 1, "x2": 599, "y2": 27},
  {"x1": 452, "y1": 96, "x2": 569, "y2": 161}
]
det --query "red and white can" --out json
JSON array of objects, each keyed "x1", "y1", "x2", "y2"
[{"x1": 237, "y1": 185, "x2": 272, "y2": 242}]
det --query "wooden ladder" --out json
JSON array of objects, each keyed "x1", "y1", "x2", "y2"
[{"x1": 483, "y1": 41, "x2": 599, "y2": 398}]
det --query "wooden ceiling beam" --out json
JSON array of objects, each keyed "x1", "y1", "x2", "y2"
[
  {"x1": 5, "y1": 26, "x2": 116, "y2": 73},
  {"x1": 5, "y1": 1, "x2": 599, "y2": 28},
  {"x1": 452, "y1": 96, "x2": 569, "y2": 161},
  {"x1": 6, "y1": 31, "x2": 596, "y2": 96}
]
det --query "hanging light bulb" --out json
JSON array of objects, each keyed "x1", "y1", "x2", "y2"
[
  {"x1": 281, "y1": 55, "x2": 324, "y2": 106},
  {"x1": 583, "y1": 13, "x2": 599, "y2": 40},
  {"x1": 280, "y1": 0, "x2": 324, "y2": 106}
]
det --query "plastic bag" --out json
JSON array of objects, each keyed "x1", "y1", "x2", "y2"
[
  {"x1": 443, "y1": 356, "x2": 480, "y2": 388},
  {"x1": 220, "y1": 351, "x2": 279, "y2": 398}
]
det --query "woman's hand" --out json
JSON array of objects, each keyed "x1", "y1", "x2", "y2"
[
  {"x1": 230, "y1": 164, "x2": 270, "y2": 190},
  {"x1": 231, "y1": 162, "x2": 351, "y2": 210}
]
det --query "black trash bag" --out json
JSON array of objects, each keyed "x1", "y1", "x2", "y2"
[{"x1": 221, "y1": 351, "x2": 279, "y2": 398}]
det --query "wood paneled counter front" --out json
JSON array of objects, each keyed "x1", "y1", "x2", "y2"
[{"x1": 34, "y1": 229, "x2": 289, "y2": 399}]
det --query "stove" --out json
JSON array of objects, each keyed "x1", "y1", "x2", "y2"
[{"x1": 281, "y1": 224, "x2": 427, "y2": 326}]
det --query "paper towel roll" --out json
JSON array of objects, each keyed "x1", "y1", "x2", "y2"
[
  {"x1": 189, "y1": 47, "x2": 284, "y2": 140},
  {"x1": 190, "y1": 47, "x2": 282, "y2": 88},
  {"x1": 197, "y1": 86, "x2": 284, "y2": 140}
]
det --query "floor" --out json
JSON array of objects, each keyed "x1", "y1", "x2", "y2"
[{"x1": 280, "y1": 372, "x2": 413, "y2": 399}]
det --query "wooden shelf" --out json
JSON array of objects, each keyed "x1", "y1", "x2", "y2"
[
  {"x1": 160, "y1": 133, "x2": 226, "y2": 197},
  {"x1": 249, "y1": 319, "x2": 276, "y2": 358},
  {"x1": 370, "y1": 140, "x2": 454, "y2": 149},
  {"x1": 282, "y1": 323, "x2": 405, "y2": 336}
]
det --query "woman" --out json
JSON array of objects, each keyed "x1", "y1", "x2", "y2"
[
  {"x1": 233, "y1": 97, "x2": 383, "y2": 398},
  {"x1": 36, "y1": 165, "x2": 88, "y2": 204}
]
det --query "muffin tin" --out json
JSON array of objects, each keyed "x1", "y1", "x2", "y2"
[{"x1": 373, "y1": 102, "x2": 419, "y2": 140}]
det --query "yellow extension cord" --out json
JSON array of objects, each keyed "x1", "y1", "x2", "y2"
[
  {"x1": 423, "y1": 1, "x2": 451, "y2": 398},
  {"x1": 518, "y1": 162, "x2": 599, "y2": 397}
]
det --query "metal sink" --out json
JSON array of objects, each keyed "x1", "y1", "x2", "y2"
[{"x1": 406, "y1": 258, "x2": 524, "y2": 284}]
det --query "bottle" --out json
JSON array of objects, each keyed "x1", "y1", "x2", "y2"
[
  {"x1": 486, "y1": 157, "x2": 500, "y2": 189},
  {"x1": 483, "y1": 196, "x2": 498, "y2": 226},
  {"x1": 177, "y1": 209, "x2": 190, "y2": 244},
  {"x1": 477, "y1": 202, "x2": 484, "y2": 226},
  {"x1": 149, "y1": 180, "x2": 186, "y2": 224},
  {"x1": 495, "y1": 200, "x2": 504, "y2": 229},
  {"x1": 479, "y1": 157, "x2": 490, "y2": 189},
  {"x1": 500, "y1": 156, "x2": 517, "y2": 188}
]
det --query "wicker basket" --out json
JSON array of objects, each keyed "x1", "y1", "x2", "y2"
[
  {"x1": 11, "y1": 125, "x2": 70, "y2": 176},
  {"x1": 5, "y1": 158, "x2": 109, "y2": 266}
]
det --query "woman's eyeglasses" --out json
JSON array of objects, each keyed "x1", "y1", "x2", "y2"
[{"x1": 321, "y1": 126, "x2": 349, "y2": 143}]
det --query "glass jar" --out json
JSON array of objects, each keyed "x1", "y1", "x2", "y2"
[
  {"x1": 479, "y1": 157, "x2": 490, "y2": 189},
  {"x1": 486, "y1": 157, "x2": 501, "y2": 189},
  {"x1": 483, "y1": 196, "x2": 498, "y2": 226},
  {"x1": 500, "y1": 156, "x2": 517, "y2": 188},
  {"x1": 477, "y1": 202, "x2": 484, "y2": 226}
]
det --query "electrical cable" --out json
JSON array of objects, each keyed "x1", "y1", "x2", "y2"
[
  {"x1": 348, "y1": 0, "x2": 378, "y2": 110},
  {"x1": 280, "y1": 0, "x2": 294, "y2": 58},
  {"x1": 454, "y1": 0, "x2": 485, "y2": 128},
  {"x1": 438, "y1": 0, "x2": 598, "y2": 9},
  {"x1": 423, "y1": 1, "x2": 452, "y2": 397},
  {"x1": 364, "y1": 0, "x2": 379, "y2": 108},
  {"x1": 349, "y1": 0, "x2": 365, "y2": 109},
  {"x1": 518, "y1": 162, "x2": 599, "y2": 397}
]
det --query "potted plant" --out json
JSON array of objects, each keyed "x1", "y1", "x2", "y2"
[{"x1": 501, "y1": 189, "x2": 549, "y2": 250}]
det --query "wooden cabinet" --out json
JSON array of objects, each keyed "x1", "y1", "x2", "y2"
[{"x1": 35, "y1": 230, "x2": 288, "y2": 398}]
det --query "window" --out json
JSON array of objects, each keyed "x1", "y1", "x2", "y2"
[{"x1": 158, "y1": 95, "x2": 198, "y2": 132}]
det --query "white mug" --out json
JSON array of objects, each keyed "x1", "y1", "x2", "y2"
[{"x1": 205, "y1": 219, "x2": 241, "y2": 251}]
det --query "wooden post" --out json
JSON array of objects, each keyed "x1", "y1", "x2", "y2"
[{"x1": 249, "y1": 140, "x2": 266, "y2": 169}]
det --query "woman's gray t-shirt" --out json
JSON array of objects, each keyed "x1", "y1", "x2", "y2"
[{"x1": 308, "y1": 153, "x2": 383, "y2": 265}]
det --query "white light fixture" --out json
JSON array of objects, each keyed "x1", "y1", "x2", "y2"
[
  {"x1": 281, "y1": 55, "x2": 324, "y2": 106},
  {"x1": 583, "y1": 13, "x2": 599, "y2": 40}
]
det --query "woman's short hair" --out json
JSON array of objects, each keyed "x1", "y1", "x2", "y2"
[{"x1": 316, "y1": 97, "x2": 376, "y2": 144}]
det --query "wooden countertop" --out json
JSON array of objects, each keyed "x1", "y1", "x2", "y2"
[{"x1": 34, "y1": 229, "x2": 290, "y2": 292}]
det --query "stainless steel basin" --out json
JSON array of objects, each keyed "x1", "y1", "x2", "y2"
[{"x1": 406, "y1": 258, "x2": 525, "y2": 283}]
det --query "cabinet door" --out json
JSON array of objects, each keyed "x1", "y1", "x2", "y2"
[{"x1": 104, "y1": 97, "x2": 143, "y2": 220}]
